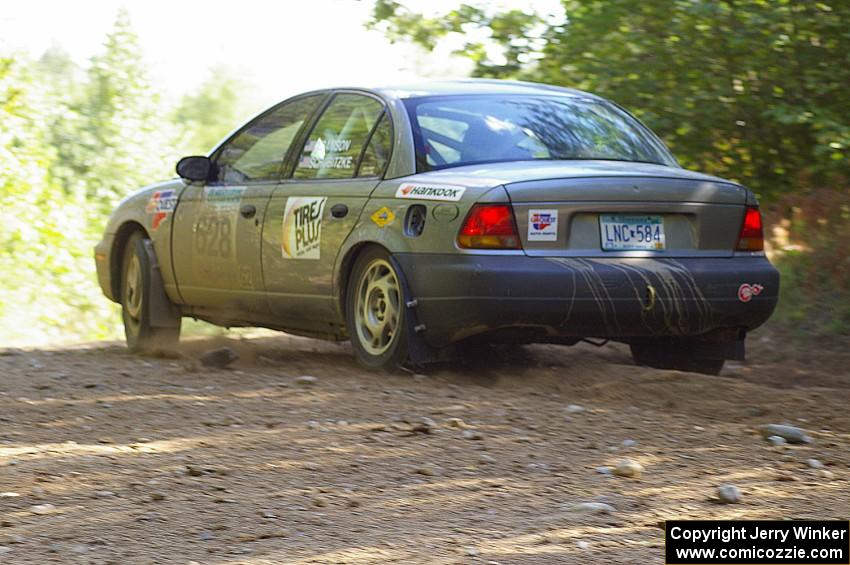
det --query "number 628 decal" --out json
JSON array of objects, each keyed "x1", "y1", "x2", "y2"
[{"x1": 195, "y1": 215, "x2": 233, "y2": 258}]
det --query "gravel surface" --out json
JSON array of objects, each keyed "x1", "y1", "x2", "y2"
[{"x1": 0, "y1": 330, "x2": 848, "y2": 564}]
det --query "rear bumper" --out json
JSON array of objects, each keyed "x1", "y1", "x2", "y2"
[{"x1": 395, "y1": 253, "x2": 779, "y2": 347}]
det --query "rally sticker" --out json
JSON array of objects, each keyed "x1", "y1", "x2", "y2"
[
  {"x1": 395, "y1": 183, "x2": 466, "y2": 202},
  {"x1": 370, "y1": 207, "x2": 395, "y2": 228},
  {"x1": 737, "y1": 283, "x2": 764, "y2": 303},
  {"x1": 204, "y1": 186, "x2": 243, "y2": 211},
  {"x1": 145, "y1": 189, "x2": 177, "y2": 230},
  {"x1": 528, "y1": 209, "x2": 558, "y2": 241},
  {"x1": 282, "y1": 196, "x2": 327, "y2": 260}
]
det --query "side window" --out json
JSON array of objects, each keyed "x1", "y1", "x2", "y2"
[
  {"x1": 357, "y1": 113, "x2": 392, "y2": 177},
  {"x1": 294, "y1": 93, "x2": 384, "y2": 180},
  {"x1": 212, "y1": 95, "x2": 322, "y2": 185}
]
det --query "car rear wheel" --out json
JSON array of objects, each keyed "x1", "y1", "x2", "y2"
[
  {"x1": 630, "y1": 342, "x2": 724, "y2": 376},
  {"x1": 121, "y1": 232, "x2": 180, "y2": 353},
  {"x1": 345, "y1": 247, "x2": 409, "y2": 370}
]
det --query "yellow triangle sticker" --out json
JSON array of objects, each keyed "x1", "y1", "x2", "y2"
[{"x1": 370, "y1": 206, "x2": 395, "y2": 228}]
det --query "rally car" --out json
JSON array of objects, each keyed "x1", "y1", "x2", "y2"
[{"x1": 94, "y1": 79, "x2": 778, "y2": 374}]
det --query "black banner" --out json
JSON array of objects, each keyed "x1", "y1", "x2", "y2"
[{"x1": 666, "y1": 520, "x2": 849, "y2": 564}]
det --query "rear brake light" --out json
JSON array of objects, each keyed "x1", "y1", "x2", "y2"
[
  {"x1": 736, "y1": 206, "x2": 764, "y2": 251},
  {"x1": 458, "y1": 204, "x2": 521, "y2": 249}
]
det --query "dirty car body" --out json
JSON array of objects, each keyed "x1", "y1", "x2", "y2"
[{"x1": 95, "y1": 80, "x2": 779, "y2": 373}]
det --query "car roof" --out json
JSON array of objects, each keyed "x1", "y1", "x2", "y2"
[{"x1": 371, "y1": 78, "x2": 602, "y2": 100}]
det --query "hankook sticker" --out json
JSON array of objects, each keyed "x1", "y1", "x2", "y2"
[
  {"x1": 528, "y1": 209, "x2": 558, "y2": 241},
  {"x1": 282, "y1": 196, "x2": 327, "y2": 260},
  {"x1": 395, "y1": 183, "x2": 466, "y2": 202}
]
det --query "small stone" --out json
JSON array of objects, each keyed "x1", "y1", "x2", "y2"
[
  {"x1": 565, "y1": 404, "x2": 584, "y2": 414},
  {"x1": 94, "y1": 490, "x2": 115, "y2": 498},
  {"x1": 186, "y1": 465, "x2": 205, "y2": 477},
  {"x1": 613, "y1": 458, "x2": 643, "y2": 479},
  {"x1": 464, "y1": 547, "x2": 479, "y2": 556},
  {"x1": 445, "y1": 417, "x2": 467, "y2": 429},
  {"x1": 411, "y1": 417, "x2": 436, "y2": 434},
  {"x1": 149, "y1": 492, "x2": 166, "y2": 502},
  {"x1": 199, "y1": 531, "x2": 215, "y2": 541},
  {"x1": 572, "y1": 502, "x2": 616, "y2": 514},
  {"x1": 622, "y1": 439, "x2": 637, "y2": 448},
  {"x1": 2, "y1": 535, "x2": 24, "y2": 545},
  {"x1": 462, "y1": 429, "x2": 483, "y2": 441},
  {"x1": 806, "y1": 458, "x2": 824, "y2": 469},
  {"x1": 596, "y1": 466, "x2": 613, "y2": 475},
  {"x1": 347, "y1": 498, "x2": 361, "y2": 508},
  {"x1": 478, "y1": 453, "x2": 496, "y2": 465},
  {"x1": 0, "y1": 547, "x2": 11, "y2": 555},
  {"x1": 767, "y1": 435, "x2": 787, "y2": 447},
  {"x1": 820, "y1": 469, "x2": 835, "y2": 479},
  {"x1": 577, "y1": 541, "x2": 590, "y2": 549},
  {"x1": 30, "y1": 504, "x2": 56, "y2": 515},
  {"x1": 716, "y1": 484, "x2": 741, "y2": 504},
  {"x1": 198, "y1": 347, "x2": 239, "y2": 369},
  {"x1": 31, "y1": 487, "x2": 45, "y2": 498},
  {"x1": 311, "y1": 496, "x2": 327, "y2": 508},
  {"x1": 294, "y1": 375, "x2": 318, "y2": 386},
  {"x1": 415, "y1": 464, "x2": 439, "y2": 476},
  {"x1": 759, "y1": 424, "x2": 812, "y2": 444}
]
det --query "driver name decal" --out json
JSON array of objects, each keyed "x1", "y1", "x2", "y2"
[
  {"x1": 395, "y1": 183, "x2": 466, "y2": 202},
  {"x1": 282, "y1": 196, "x2": 327, "y2": 260}
]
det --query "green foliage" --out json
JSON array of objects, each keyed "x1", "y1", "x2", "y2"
[
  {"x1": 370, "y1": 0, "x2": 850, "y2": 199},
  {"x1": 0, "y1": 10, "x2": 245, "y2": 346}
]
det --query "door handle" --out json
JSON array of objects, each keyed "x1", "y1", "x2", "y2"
[
  {"x1": 330, "y1": 203, "x2": 348, "y2": 218},
  {"x1": 239, "y1": 204, "x2": 257, "y2": 219}
]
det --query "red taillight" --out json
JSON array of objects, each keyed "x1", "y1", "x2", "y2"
[
  {"x1": 458, "y1": 204, "x2": 521, "y2": 249},
  {"x1": 736, "y1": 206, "x2": 764, "y2": 251}
]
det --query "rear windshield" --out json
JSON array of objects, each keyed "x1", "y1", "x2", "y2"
[{"x1": 403, "y1": 95, "x2": 678, "y2": 171}]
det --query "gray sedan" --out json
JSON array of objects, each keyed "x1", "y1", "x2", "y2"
[{"x1": 94, "y1": 79, "x2": 778, "y2": 374}]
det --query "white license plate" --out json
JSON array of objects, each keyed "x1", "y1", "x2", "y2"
[{"x1": 600, "y1": 215, "x2": 666, "y2": 250}]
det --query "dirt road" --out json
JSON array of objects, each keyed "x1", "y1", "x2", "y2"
[{"x1": 1, "y1": 330, "x2": 849, "y2": 564}]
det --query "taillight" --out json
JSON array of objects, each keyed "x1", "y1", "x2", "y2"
[
  {"x1": 458, "y1": 204, "x2": 521, "y2": 249},
  {"x1": 736, "y1": 206, "x2": 764, "y2": 251}
]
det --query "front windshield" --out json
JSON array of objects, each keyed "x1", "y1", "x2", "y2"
[{"x1": 403, "y1": 95, "x2": 678, "y2": 171}]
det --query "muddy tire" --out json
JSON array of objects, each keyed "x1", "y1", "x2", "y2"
[
  {"x1": 120, "y1": 232, "x2": 180, "y2": 353},
  {"x1": 630, "y1": 343, "x2": 724, "y2": 376},
  {"x1": 345, "y1": 247, "x2": 409, "y2": 371}
]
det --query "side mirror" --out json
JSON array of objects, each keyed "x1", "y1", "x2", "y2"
[{"x1": 176, "y1": 156, "x2": 212, "y2": 182}]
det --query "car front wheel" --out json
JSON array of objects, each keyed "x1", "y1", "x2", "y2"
[
  {"x1": 121, "y1": 232, "x2": 180, "y2": 353},
  {"x1": 345, "y1": 247, "x2": 409, "y2": 370}
]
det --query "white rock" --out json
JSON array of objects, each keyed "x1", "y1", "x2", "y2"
[
  {"x1": 596, "y1": 466, "x2": 613, "y2": 475},
  {"x1": 30, "y1": 504, "x2": 56, "y2": 515},
  {"x1": 717, "y1": 484, "x2": 741, "y2": 504},
  {"x1": 759, "y1": 424, "x2": 812, "y2": 444},
  {"x1": 565, "y1": 404, "x2": 585, "y2": 414},
  {"x1": 462, "y1": 429, "x2": 483, "y2": 441},
  {"x1": 577, "y1": 541, "x2": 590, "y2": 549},
  {"x1": 613, "y1": 458, "x2": 643, "y2": 478},
  {"x1": 807, "y1": 459, "x2": 824, "y2": 469},
  {"x1": 766, "y1": 435, "x2": 787, "y2": 446},
  {"x1": 294, "y1": 375, "x2": 318, "y2": 386},
  {"x1": 464, "y1": 547, "x2": 480, "y2": 556},
  {"x1": 572, "y1": 502, "x2": 616, "y2": 514},
  {"x1": 622, "y1": 439, "x2": 637, "y2": 448}
]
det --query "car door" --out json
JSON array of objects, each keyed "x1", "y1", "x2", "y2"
[
  {"x1": 262, "y1": 92, "x2": 392, "y2": 334},
  {"x1": 172, "y1": 94, "x2": 325, "y2": 317}
]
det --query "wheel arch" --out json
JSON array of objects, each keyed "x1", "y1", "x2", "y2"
[
  {"x1": 336, "y1": 241, "x2": 392, "y2": 319},
  {"x1": 110, "y1": 221, "x2": 149, "y2": 302}
]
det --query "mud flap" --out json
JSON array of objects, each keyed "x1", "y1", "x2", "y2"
[
  {"x1": 388, "y1": 255, "x2": 435, "y2": 366},
  {"x1": 141, "y1": 240, "x2": 181, "y2": 328}
]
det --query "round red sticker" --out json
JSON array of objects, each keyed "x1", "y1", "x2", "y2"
[{"x1": 738, "y1": 283, "x2": 764, "y2": 303}]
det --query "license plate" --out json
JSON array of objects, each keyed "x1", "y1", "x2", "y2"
[{"x1": 599, "y1": 215, "x2": 666, "y2": 250}]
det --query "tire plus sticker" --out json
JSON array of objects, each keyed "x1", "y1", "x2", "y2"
[
  {"x1": 282, "y1": 196, "x2": 327, "y2": 259},
  {"x1": 395, "y1": 183, "x2": 466, "y2": 202},
  {"x1": 528, "y1": 209, "x2": 558, "y2": 241},
  {"x1": 145, "y1": 190, "x2": 177, "y2": 230}
]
